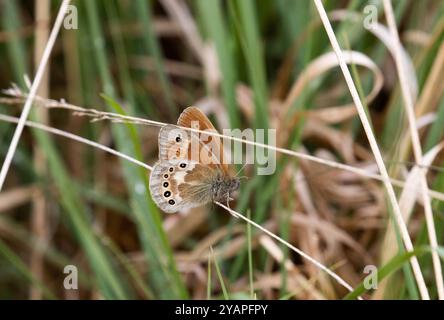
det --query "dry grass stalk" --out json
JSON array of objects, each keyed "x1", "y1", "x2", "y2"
[
  {"x1": 398, "y1": 40, "x2": 444, "y2": 163},
  {"x1": 0, "y1": 186, "x2": 36, "y2": 212},
  {"x1": 130, "y1": 56, "x2": 203, "y2": 80},
  {"x1": 0, "y1": 112, "x2": 359, "y2": 297},
  {"x1": 282, "y1": 50, "x2": 383, "y2": 116},
  {"x1": 216, "y1": 202, "x2": 360, "y2": 298},
  {"x1": 3, "y1": 90, "x2": 444, "y2": 203},
  {"x1": 160, "y1": 0, "x2": 205, "y2": 64},
  {"x1": 0, "y1": 114, "x2": 153, "y2": 171},
  {"x1": 0, "y1": 0, "x2": 71, "y2": 191},
  {"x1": 30, "y1": 0, "x2": 51, "y2": 300},
  {"x1": 2, "y1": 89, "x2": 444, "y2": 183},
  {"x1": 383, "y1": 0, "x2": 444, "y2": 299},
  {"x1": 313, "y1": 0, "x2": 429, "y2": 299}
]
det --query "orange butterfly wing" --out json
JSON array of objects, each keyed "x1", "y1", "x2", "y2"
[{"x1": 177, "y1": 107, "x2": 230, "y2": 173}]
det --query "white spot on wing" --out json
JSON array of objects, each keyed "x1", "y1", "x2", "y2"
[{"x1": 174, "y1": 171, "x2": 187, "y2": 184}]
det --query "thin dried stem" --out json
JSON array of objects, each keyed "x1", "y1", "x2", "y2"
[
  {"x1": 383, "y1": 0, "x2": 443, "y2": 299},
  {"x1": 215, "y1": 202, "x2": 362, "y2": 299},
  {"x1": 0, "y1": 114, "x2": 152, "y2": 171},
  {"x1": 0, "y1": 113, "x2": 360, "y2": 298},
  {"x1": 30, "y1": 0, "x2": 51, "y2": 300},
  {"x1": 313, "y1": 0, "x2": 429, "y2": 299},
  {"x1": 0, "y1": 0, "x2": 71, "y2": 191},
  {"x1": 2, "y1": 90, "x2": 444, "y2": 203}
]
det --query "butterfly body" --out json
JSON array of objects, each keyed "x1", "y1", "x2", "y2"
[
  {"x1": 210, "y1": 172, "x2": 240, "y2": 203},
  {"x1": 149, "y1": 107, "x2": 239, "y2": 213}
]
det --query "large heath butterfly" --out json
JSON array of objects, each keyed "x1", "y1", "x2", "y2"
[{"x1": 149, "y1": 107, "x2": 240, "y2": 213}]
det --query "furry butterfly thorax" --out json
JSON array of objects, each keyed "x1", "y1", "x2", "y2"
[{"x1": 149, "y1": 107, "x2": 240, "y2": 213}]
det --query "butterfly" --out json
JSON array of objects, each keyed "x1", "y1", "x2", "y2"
[{"x1": 149, "y1": 107, "x2": 240, "y2": 213}]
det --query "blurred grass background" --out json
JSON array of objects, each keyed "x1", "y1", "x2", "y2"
[{"x1": 0, "y1": 0, "x2": 444, "y2": 299}]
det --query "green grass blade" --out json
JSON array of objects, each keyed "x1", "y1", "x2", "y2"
[
  {"x1": 133, "y1": 0, "x2": 176, "y2": 116},
  {"x1": 33, "y1": 128, "x2": 131, "y2": 299},
  {"x1": 343, "y1": 246, "x2": 444, "y2": 300},
  {"x1": 231, "y1": 0, "x2": 268, "y2": 130},
  {"x1": 207, "y1": 252, "x2": 212, "y2": 300},
  {"x1": 103, "y1": 95, "x2": 188, "y2": 299},
  {"x1": 212, "y1": 247, "x2": 230, "y2": 300},
  {"x1": 196, "y1": 0, "x2": 240, "y2": 129},
  {"x1": 246, "y1": 209, "x2": 254, "y2": 299},
  {"x1": 0, "y1": 238, "x2": 56, "y2": 299}
]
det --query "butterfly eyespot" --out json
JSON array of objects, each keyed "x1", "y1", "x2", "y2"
[
  {"x1": 168, "y1": 199, "x2": 175, "y2": 205},
  {"x1": 164, "y1": 191, "x2": 171, "y2": 197},
  {"x1": 169, "y1": 167, "x2": 174, "y2": 172},
  {"x1": 176, "y1": 136, "x2": 181, "y2": 142},
  {"x1": 164, "y1": 174, "x2": 169, "y2": 178},
  {"x1": 180, "y1": 163, "x2": 186, "y2": 168},
  {"x1": 163, "y1": 182, "x2": 169, "y2": 188}
]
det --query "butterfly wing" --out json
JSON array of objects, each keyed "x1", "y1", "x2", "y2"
[
  {"x1": 158, "y1": 122, "x2": 222, "y2": 167},
  {"x1": 177, "y1": 106, "x2": 230, "y2": 173},
  {"x1": 177, "y1": 106, "x2": 218, "y2": 132},
  {"x1": 149, "y1": 159, "x2": 216, "y2": 213},
  {"x1": 158, "y1": 124, "x2": 190, "y2": 161},
  {"x1": 149, "y1": 106, "x2": 235, "y2": 213}
]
